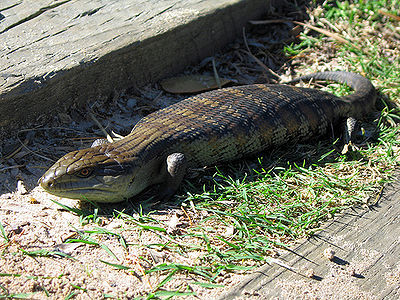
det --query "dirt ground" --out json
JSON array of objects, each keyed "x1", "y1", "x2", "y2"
[
  {"x1": 1, "y1": 2, "x2": 399, "y2": 299},
  {"x1": 0, "y1": 4, "x2": 300, "y2": 298},
  {"x1": 220, "y1": 173, "x2": 400, "y2": 299}
]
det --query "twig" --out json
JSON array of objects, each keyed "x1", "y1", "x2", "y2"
[
  {"x1": 181, "y1": 206, "x2": 193, "y2": 226},
  {"x1": 16, "y1": 130, "x2": 54, "y2": 162},
  {"x1": 211, "y1": 58, "x2": 222, "y2": 89},
  {"x1": 87, "y1": 108, "x2": 114, "y2": 143},
  {"x1": 0, "y1": 165, "x2": 26, "y2": 173},
  {"x1": 378, "y1": 9, "x2": 400, "y2": 21},
  {"x1": 242, "y1": 27, "x2": 280, "y2": 78},
  {"x1": 249, "y1": 19, "x2": 360, "y2": 50},
  {"x1": 132, "y1": 253, "x2": 152, "y2": 290}
]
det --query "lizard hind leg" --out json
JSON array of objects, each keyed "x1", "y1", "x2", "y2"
[
  {"x1": 344, "y1": 117, "x2": 358, "y2": 145},
  {"x1": 342, "y1": 117, "x2": 360, "y2": 154}
]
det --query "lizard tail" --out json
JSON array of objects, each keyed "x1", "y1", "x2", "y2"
[{"x1": 287, "y1": 71, "x2": 377, "y2": 118}]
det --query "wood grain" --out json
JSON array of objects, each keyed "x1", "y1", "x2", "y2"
[
  {"x1": 0, "y1": 0, "x2": 270, "y2": 138},
  {"x1": 222, "y1": 173, "x2": 400, "y2": 299}
]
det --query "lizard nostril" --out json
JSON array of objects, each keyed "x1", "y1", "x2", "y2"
[{"x1": 39, "y1": 175, "x2": 54, "y2": 189}]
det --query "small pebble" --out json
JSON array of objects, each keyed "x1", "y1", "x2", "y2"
[
  {"x1": 34, "y1": 211, "x2": 49, "y2": 218},
  {"x1": 304, "y1": 268, "x2": 315, "y2": 278},
  {"x1": 17, "y1": 180, "x2": 28, "y2": 195},
  {"x1": 167, "y1": 213, "x2": 180, "y2": 234},
  {"x1": 323, "y1": 248, "x2": 336, "y2": 260},
  {"x1": 347, "y1": 266, "x2": 356, "y2": 276},
  {"x1": 224, "y1": 225, "x2": 234, "y2": 236}
]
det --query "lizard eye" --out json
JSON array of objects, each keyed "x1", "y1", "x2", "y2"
[{"x1": 76, "y1": 167, "x2": 93, "y2": 178}]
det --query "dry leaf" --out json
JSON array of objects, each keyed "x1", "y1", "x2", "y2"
[{"x1": 161, "y1": 75, "x2": 231, "y2": 94}]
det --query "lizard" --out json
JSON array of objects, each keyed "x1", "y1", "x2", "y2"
[{"x1": 39, "y1": 71, "x2": 377, "y2": 203}]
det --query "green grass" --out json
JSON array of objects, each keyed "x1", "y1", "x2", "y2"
[
  {"x1": 3, "y1": 1, "x2": 399, "y2": 298},
  {"x1": 63, "y1": 1, "x2": 400, "y2": 297},
  {"x1": 125, "y1": 0, "x2": 400, "y2": 295},
  {"x1": 19, "y1": 249, "x2": 75, "y2": 260},
  {"x1": 0, "y1": 222, "x2": 9, "y2": 244}
]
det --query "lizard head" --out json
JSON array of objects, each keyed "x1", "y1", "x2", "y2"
[{"x1": 39, "y1": 144, "x2": 151, "y2": 203}]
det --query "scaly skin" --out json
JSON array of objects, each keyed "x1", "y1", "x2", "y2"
[{"x1": 39, "y1": 71, "x2": 376, "y2": 203}]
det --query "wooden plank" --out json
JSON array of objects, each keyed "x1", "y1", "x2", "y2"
[
  {"x1": 221, "y1": 173, "x2": 400, "y2": 299},
  {"x1": 0, "y1": 0, "x2": 271, "y2": 139}
]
